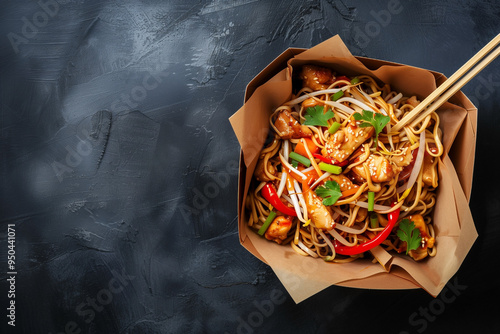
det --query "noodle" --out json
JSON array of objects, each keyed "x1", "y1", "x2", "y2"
[{"x1": 246, "y1": 65, "x2": 441, "y2": 267}]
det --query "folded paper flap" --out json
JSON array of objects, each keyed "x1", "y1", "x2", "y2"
[
  {"x1": 446, "y1": 154, "x2": 479, "y2": 254},
  {"x1": 238, "y1": 156, "x2": 258, "y2": 243},
  {"x1": 229, "y1": 34, "x2": 477, "y2": 302},
  {"x1": 370, "y1": 246, "x2": 394, "y2": 271},
  {"x1": 447, "y1": 107, "x2": 478, "y2": 200},
  {"x1": 293, "y1": 35, "x2": 357, "y2": 61},
  {"x1": 233, "y1": 76, "x2": 292, "y2": 169},
  {"x1": 245, "y1": 49, "x2": 305, "y2": 101},
  {"x1": 338, "y1": 269, "x2": 421, "y2": 291},
  {"x1": 289, "y1": 57, "x2": 373, "y2": 78}
]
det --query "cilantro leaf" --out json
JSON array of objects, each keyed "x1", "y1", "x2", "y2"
[
  {"x1": 352, "y1": 110, "x2": 390, "y2": 148},
  {"x1": 303, "y1": 106, "x2": 335, "y2": 127},
  {"x1": 315, "y1": 180, "x2": 342, "y2": 206},
  {"x1": 396, "y1": 219, "x2": 422, "y2": 255}
]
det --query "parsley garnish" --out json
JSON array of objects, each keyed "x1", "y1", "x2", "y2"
[
  {"x1": 315, "y1": 180, "x2": 342, "y2": 206},
  {"x1": 396, "y1": 219, "x2": 422, "y2": 255},
  {"x1": 352, "y1": 109, "x2": 390, "y2": 148},
  {"x1": 304, "y1": 106, "x2": 335, "y2": 127}
]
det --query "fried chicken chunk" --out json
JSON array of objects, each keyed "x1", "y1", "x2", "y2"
[
  {"x1": 322, "y1": 119, "x2": 374, "y2": 163},
  {"x1": 405, "y1": 214, "x2": 436, "y2": 261},
  {"x1": 274, "y1": 110, "x2": 312, "y2": 139},
  {"x1": 304, "y1": 188, "x2": 335, "y2": 230},
  {"x1": 265, "y1": 216, "x2": 293, "y2": 244},
  {"x1": 300, "y1": 65, "x2": 336, "y2": 91},
  {"x1": 352, "y1": 154, "x2": 398, "y2": 183},
  {"x1": 254, "y1": 158, "x2": 277, "y2": 182}
]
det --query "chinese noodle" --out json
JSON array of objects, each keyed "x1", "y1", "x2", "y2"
[{"x1": 246, "y1": 65, "x2": 440, "y2": 265}]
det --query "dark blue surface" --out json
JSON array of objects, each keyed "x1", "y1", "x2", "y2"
[{"x1": 1, "y1": 1, "x2": 499, "y2": 333}]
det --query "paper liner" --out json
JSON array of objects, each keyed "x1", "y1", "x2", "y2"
[{"x1": 229, "y1": 35, "x2": 478, "y2": 303}]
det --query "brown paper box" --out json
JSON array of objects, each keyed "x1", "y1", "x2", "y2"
[{"x1": 229, "y1": 35, "x2": 478, "y2": 303}]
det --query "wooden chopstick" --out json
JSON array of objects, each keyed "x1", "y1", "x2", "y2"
[{"x1": 392, "y1": 33, "x2": 500, "y2": 132}]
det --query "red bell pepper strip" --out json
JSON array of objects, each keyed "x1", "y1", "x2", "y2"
[
  {"x1": 261, "y1": 183, "x2": 297, "y2": 217},
  {"x1": 332, "y1": 76, "x2": 351, "y2": 87},
  {"x1": 334, "y1": 205, "x2": 400, "y2": 255},
  {"x1": 312, "y1": 154, "x2": 349, "y2": 167}
]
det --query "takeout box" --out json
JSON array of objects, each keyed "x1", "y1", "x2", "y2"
[{"x1": 229, "y1": 35, "x2": 478, "y2": 303}]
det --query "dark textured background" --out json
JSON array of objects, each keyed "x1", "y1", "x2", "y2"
[{"x1": 1, "y1": 1, "x2": 500, "y2": 333}]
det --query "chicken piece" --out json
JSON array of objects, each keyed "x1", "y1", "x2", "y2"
[
  {"x1": 355, "y1": 207, "x2": 368, "y2": 223},
  {"x1": 254, "y1": 158, "x2": 276, "y2": 182},
  {"x1": 274, "y1": 110, "x2": 312, "y2": 139},
  {"x1": 351, "y1": 154, "x2": 397, "y2": 183},
  {"x1": 406, "y1": 214, "x2": 435, "y2": 261},
  {"x1": 265, "y1": 216, "x2": 293, "y2": 244},
  {"x1": 347, "y1": 170, "x2": 365, "y2": 185},
  {"x1": 329, "y1": 173, "x2": 358, "y2": 192},
  {"x1": 389, "y1": 143, "x2": 413, "y2": 168},
  {"x1": 405, "y1": 95, "x2": 420, "y2": 108},
  {"x1": 302, "y1": 97, "x2": 319, "y2": 108},
  {"x1": 422, "y1": 151, "x2": 438, "y2": 188},
  {"x1": 304, "y1": 188, "x2": 335, "y2": 230},
  {"x1": 408, "y1": 246, "x2": 428, "y2": 261},
  {"x1": 322, "y1": 119, "x2": 374, "y2": 162},
  {"x1": 300, "y1": 65, "x2": 336, "y2": 91}
]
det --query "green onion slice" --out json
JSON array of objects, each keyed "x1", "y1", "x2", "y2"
[
  {"x1": 318, "y1": 162, "x2": 342, "y2": 175},
  {"x1": 368, "y1": 191, "x2": 375, "y2": 211},
  {"x1": 370, "y1": 212, "x2": 378, "y2": 229},
  {"x1": 258, "y1": 211, "x2": 277, "y2": 236},
  {"x1": 289, "y1": 152, "x2": 311, "y2": 167},
  {"x1": 331, "y1": 90, "x2": 344, "y2": 101},
  {"x1": 328, "y1": 122, "x2": 341, "y2": 134}
]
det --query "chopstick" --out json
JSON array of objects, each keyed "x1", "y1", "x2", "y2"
[{"x1": 392, "y1": 33, "x2": 500, "y2": 132}]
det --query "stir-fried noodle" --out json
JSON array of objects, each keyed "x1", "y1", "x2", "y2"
[{"x1": 246, "y1": 65, "x2": 440, "y2": 265}]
